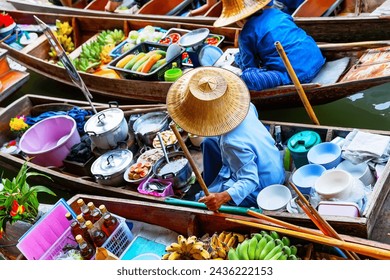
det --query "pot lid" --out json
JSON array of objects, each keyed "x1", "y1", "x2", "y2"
[
  {"x1": 84, "y1": 108, "x2": 124, "y2": 135},
  {"x1": 133, "y1": 111, "x2": 168, "y2": 135},
  {"x1": 91, "y1": 149, "x2": 133, "y2": 176},
  {"x1": 287, "y1": 131, "x2": 321, "y2": 153},
  {"x1": 179, "y1": 28, "x2": 210, "y2": 48}
]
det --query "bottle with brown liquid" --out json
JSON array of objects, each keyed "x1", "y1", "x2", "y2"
[
  {"x1": 85, "y1": 220, "x2": 107, "y2": 247},
  {"x1": 88, "y1": 202, "x2": 102, "y2": 223},
  {"x1": 76, "y1": 214, "x2": 94, "y2": 245},
  {"x1": 75, "y1": 234, "x2": 95, "y2": 260},
  {"x1": 102, "y1": 212, "x2": 119, "y2": 237},
  {"x1": 77, "y1": 199, "x2": 92, "y2": 222},
  {"x1": 65, "y1": 212, "x2": 83, "y2": 239}
]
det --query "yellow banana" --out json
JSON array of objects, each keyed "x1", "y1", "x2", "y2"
[
  {"x1": 233, "y1": 233, "x2": 246, "y2": 243},
  {"x1": 177, "y1": 235, "x2": 186, "y2": 245},
  {"x1": 166, "y1": 242, "x2": 183, "y2": 253},
  {"x1": 191, "y1": 253, "x2": 205, "y2": 260},
  {"x1": 226, "y1": 235, "x2": 237, "y2": 249},
  {"x1": 210, "y1": 251, "x2": 219, "y2": 259},
  {"x1": 223, "y1": 232, "x2": 233, "y2": 244},
  {"x1": 187, "y1": 236, "x2": 198, "y2": 243},
  {"x1": 218, "y1": 231, "x2": 226, "y2": 243},
  {"x1": 216, "y1": 247, "x2": 227, "y2": 259},
  {"x1": 199, "y1": 248, "x2": 210, "y2": 260},
  {"x1": 211, "y1": 233, "x2": 219, "y2": 250},
  {"x1": 189, "y1": 243, "x2": 204, "y2": 255},
  {"x1": 168, "y1": 251, "x2": 182, "y2": 260},
  {"x1": 162, "y1": 253, "x2": 170, "y2": 260},
  {"x1": 184, "y1": 239, "x2": 196, "y2": 253}
]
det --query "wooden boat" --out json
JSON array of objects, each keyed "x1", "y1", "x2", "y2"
[
  {"x1": 1, "y1": 94, "x2": 390, "y2": 239},
  {"x1": 6, "y1": 0, "x2": 390, "y2": 43},
  {"x1": 1, "y1": 193, "x2": 390, "y2": 260},
  {"x1": 3, "y1": 10, "x2": 390, "y2": 109},
  {"x1": 0, "y1": 49, "x2": 29, "y2": 103}
]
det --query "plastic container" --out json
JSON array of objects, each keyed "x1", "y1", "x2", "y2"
[
  {"x1": 315, "y1": 169, "x2": 353, "y2": 200},
  {"x1": 307, "y1": 142, "x2": 342, "y2": 170},
  {"x1": 287, "y1": 131, "x2": 321, "y2": 169},
  {"x1": 291, "y1": 164, "x2": 326, "y2": 195},
  {"x1": 17, "y1": 199, "x2": 76, "y2": 260},
  {"x1": 19, "y1": 115, "x2": 80, "y2": 167},
  {"x1": 107, "y1": 42, "x2": 184, "y2": 81},
  {"x1": 164, "y1": 63, "x2": 183, "y2": 82},
  {"x1": 318, "y1": 201, "x2": 360, "y2": 217},
  {"x1": 137, "y1": 178, "x2": 174, "y2": 197},
  {"x1": 257, "y1": 184, "x2": 292, "y2": 211}
]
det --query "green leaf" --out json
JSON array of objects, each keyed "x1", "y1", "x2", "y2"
[{"x1": 28, "y1": 185, "x2": 56, "y2": 196}]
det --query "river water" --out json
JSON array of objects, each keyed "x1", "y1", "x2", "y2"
[{"x1": 3, "y1": 71, "x2": 390, "y2": 131}]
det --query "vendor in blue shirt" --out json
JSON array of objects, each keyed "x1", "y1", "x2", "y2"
[
  {"x1": 214, "y1": 0, "x2": 325, "y2": 91},
  {"x1": 166, "y1": 67, "x2": 285, "y2": 211}
]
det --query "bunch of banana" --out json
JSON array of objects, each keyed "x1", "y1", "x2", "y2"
[
  {"x1": 97, "y1": 29, "x2": 125, "y2": 46},
  {"x1": 208, "y1": 231, "x2": 246, "y2": 260},
  {"x1": 227, "y1": 230, "x2": 300, "y2": 260},
  {"x1": 48, "y1": 20, "x2": 74, "y2": 59},
  {"x1": 162, "y1": 235, "x2": 210, "y2": 260}
]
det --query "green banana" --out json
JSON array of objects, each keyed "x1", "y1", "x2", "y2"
[
  {"x1": 238, "y1": 239, "x2": 250, "y2": 260},
  {"x1": 259, "y1": 239, "x2": 276, "y2": 260},
  {"x1": 254, "y1": 237, "x2": 268, "y2": 260},
  {"x1": 264, "y1": 234, "x2": 274, "y2": 242},
  {"x1": 260, "y1": 230, "x2": 269, "y2": 237},
  {"x1": 270, "y1": 231, "x2": 280, "y2": 240},
  {"x1": 275, "y1": 239, "x2": 284, "y2": 246},
  {"x1": 228, "y1": 248, "x2": 239, "y2": 260},
  {"x1": 264, "y1": 244, "x2": 283, "y2": 260},
  {"x1": 278, "y1": 253, "x2": 288, "y2": 260},
  {"x1": 235, "y1": 243, "x2": 242, "y2": 259},
  {"x1": 282, "y1": 236, "x2": 290, "y2": 246},
  {"x1": 288, "y1": 254, "x2": 298, "y2": 260},
  {"x1": 270, "y1": 251, "x2": 284, "y2": 260},
  {"x1": 282, "y1": 246, "x2": 291, "y2": 257},
  {"x1": 290, "y1": 245, "x2": 298, "y2": 256},
  {"x1": 247, "y1": 236, "x2": 258, "y2": 260},
  {"x1": 253, "y1": 233, "x2": 263, "y2": 242}
]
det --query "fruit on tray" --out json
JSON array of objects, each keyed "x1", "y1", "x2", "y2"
[
  {"x1": 118, "y1": 49, "x2": 167, "y2": 73},
  {"x1": 162, "y1": 235, "x2": 210, "y2": 260},
  {"x1": 48, "y1": 20, "x2": 74, "y2": 59}
]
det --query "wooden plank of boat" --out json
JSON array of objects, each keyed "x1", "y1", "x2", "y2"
[
  {"x1": 3, "y1": 10, "x2": 390, "y2": 109},
  {"x1": 6, "y1": 0, "x2": 390, "y2": 43},
  {"x1": 0, "y1": 51, "x2": 30, "y2": 103},
  {"x1": 2, "y1": 193, "x2": 390, "y2": 259},
  {"x1": 1, "y1": 94, "x2": 390, "y2": 239}
]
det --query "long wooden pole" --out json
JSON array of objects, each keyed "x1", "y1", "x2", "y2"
[
  {"x1": 226, "y1": 218, "x2": 390, "y2": 260},
  {"x1": 275, "y1": 41, "x2": 320, "y2": 125},
  {"x1": 170, "y1": 123, "x2": 210, "y2": 196}
]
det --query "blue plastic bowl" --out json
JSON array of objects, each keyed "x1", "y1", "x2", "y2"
[
  {"x1": 307, "y1": 142, "x2": 342, "y2": 169},
  {"x1": 292, "y1": 164, "x2": 326, "y2": 195}
]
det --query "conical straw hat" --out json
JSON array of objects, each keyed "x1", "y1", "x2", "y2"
[
  {"x1": 166, "y1": 67, "x2": 250, "y2": 137},
  {"x1": 214, "y1": 0, "x2": 271, "y2": 27}
]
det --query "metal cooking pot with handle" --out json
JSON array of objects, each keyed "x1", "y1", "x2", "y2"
[
  {"x1": 90, "y1": 148, "x2": 134, "y2": 186},
  {"x1": 84, "y1": 102, "x2": 128, "y2": 150},
  {"x1": 152, "y1": 151, "x2": 192, "y2": 191},
  {"x1": 132, "y1": 111, "x2": 169, "y2": 147}
]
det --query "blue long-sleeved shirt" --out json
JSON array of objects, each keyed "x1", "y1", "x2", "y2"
[
  {"x1": 236, "y1": 8, "x2": 325, "y2": 85},
  {"x1": 195, "y1": 104, "x2": 285, "y2": 207}
]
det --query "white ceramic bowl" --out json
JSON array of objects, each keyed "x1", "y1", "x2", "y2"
[
  {"x1": 314, "y1": 169, "x2": 353, "y2": 199},
  {"x1": 336, "y1": 160, "x2": 375, "y2": 186},
  {"x1": 307, "y1": 142, "x2": 342, "y2": 169},
  {"x1": 257, "y1": 184, "x2": 292, "y2": 211}
]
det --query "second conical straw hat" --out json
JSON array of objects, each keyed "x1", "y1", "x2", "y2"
[
  {"x1": 166, "y1": 67, "x2": 250, "y2": 137},
  {"x1": 214, "y1": 0, "x2": 271, "y2": 27}
]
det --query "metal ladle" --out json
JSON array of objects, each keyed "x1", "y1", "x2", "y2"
[
  {"x1": 34, "y1": 16, "x2": 97, "y2": 114},
  {"x1": 157, "y1": 132, "x2": 170, "y2": 163}
]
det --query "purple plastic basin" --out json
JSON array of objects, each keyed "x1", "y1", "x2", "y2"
[{"x1": 19, "y1": 115, "x2": 80, "y2": 167}]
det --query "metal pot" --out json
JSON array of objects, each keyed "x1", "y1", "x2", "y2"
[
  {"x1": 84, "y1": 103, "x2": 128, "y2": 150},
  {"x1": 152, "y1": 151, "x2": 192, "y2": 190},
  {"x1": 132, "y1": 111, "x2": 169, "y2": 147},
  {"x1": 90, "y1": 148, "x2": 134, "y2": 186}
]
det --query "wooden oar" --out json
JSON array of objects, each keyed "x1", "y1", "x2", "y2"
[
  {"x1": 289, "y1": 181, "x2": 360, "y2": 260},
  {"x1": 226, "y1": 218, "x2": 390, "y2": 260},
  {"x1": 170, "y1": 123, "x2": 210, "y2": 197},
  {"x1": 275, "y1": 41, "x2": 320, "y2": 125},
  {"x1": 318, "y1": 40, "x2": 390, "y2": 51}
]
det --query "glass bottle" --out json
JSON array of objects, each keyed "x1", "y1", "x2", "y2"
[
  {"x1": 98, "y1": 204, "x2": 108, "y2": 215},
  {"x1": 85, "y1": 220, "x2": 107, "y2": 247},
  {"x1": 102, "y1": 212, "x2": 119, "y2": 237},
  {"x1": 88, "y1": 202, "x2": 102, "y2": 223},
  {"x1": 77, "y1": 199, "x2": 92, "y2": 222},
  {"x1": 65, "y1": 212, "x2": 83, "y2": 239},
  {"x1": 75, "y1": 234, "x2": 95, "y2": 260},
  {"x1": 76, "y1": 214, "x2": 94, "y2": 245}
]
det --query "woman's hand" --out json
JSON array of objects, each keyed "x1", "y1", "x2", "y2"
[{"x1": 198, "y1": 191, "x2": 232, "y2": 211}]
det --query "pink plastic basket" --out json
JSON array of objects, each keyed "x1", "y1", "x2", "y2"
[
  {"x1": 17, "y1": 199, "x2": 75, "y2": 260},
  {"x1": 138, "y1": 178, "x2": 174, "y2": 197}
]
